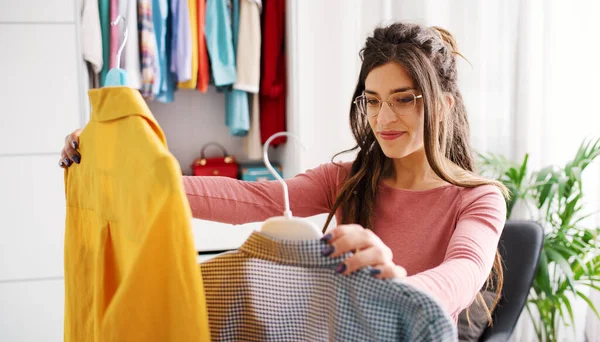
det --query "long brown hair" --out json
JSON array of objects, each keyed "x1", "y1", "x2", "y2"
[{"x1": 322, "y1": 22, "x2": 509, "y2": 325}]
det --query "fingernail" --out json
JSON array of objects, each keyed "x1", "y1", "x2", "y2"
[
  {"x1": 321, "y1": 245, "x2": 334, "y2": 257},
  {"x1": 335, "y1": 263, "x2": 347, "y2": 274},
  {"x1": 320, "y1": 233, "x2": 333, "y2": 242},
  {"x1": 370, "y1": 268, "x2": 381, "y2": 276},
  {"x1": 64, "y1": 158, "x2": 71, "y2": 166},
  {"x1": 72, "y1": 155, "x2": 80, "y2": 164},
  {"x1": 59, "y1": 160, "x2": 64, "y2": 167},
  {"x1": 71, "y1": 141, "x2": 78, "y2": 149}
]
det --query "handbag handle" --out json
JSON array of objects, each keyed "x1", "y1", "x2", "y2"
[{"x1": 200, "y1": 142, "x2": 230, "y2": 158}]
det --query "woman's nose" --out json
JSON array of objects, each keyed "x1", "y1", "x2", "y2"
[{"x1": 377, "y1": 102, "x2": 397, "y2": 127}]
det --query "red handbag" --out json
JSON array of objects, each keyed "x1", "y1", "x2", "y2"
[{"x1": 192, "y1": 143, "x2": 239, "y2": 178}]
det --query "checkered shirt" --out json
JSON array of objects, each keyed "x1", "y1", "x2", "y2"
[{"x1": 200, "y1": 231, "x2": 457, "y2": 341}]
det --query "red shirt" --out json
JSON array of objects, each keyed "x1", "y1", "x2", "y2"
[{"x1": 260, "y1": 0, "x2": 287, "y2": 146}]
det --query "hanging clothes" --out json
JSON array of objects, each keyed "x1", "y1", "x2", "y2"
[
  {"x1": 245, "y1": 93, "x2": 262, "y2": 159},
  {"x1": 139, "y1": 0, "x2": 158, "y2": 98},
  {"x1": 178, "y1": 0, "x2": 199, "y2": 88},
  {"x1": 109, "y1": 0, "x2": 120, "y2": 68},
  {"x1": 200, "y1": 231, "x2": 457, "y2": 341},
  {"x1": 260, "y1": 0, "x2": 286, "y2": 146},
  {"x1": 233, "y1": 0, "x2": 261, "y2": 93},
  {"x1": 156, "y1": 1, "x2": 175, "y2": 102},
  {"x1": 150, "y1": 0, "x2": 167, "y2": 96},
  {"x1": 153, "y1": 0, "x2": 175, "y2": 102},
  {"x1": 235, "y1": 0, "x2": 262, "y2": 155},
  {"x1": 63, "y1": 86, "x2": 211, "y2": 342},
  {"x1": 224, "y1": 0, "x2": 249, "y2": 136},
  {"x1": 224, "y1": 90, "x2": 249, "y2": 136},
  {"x1": 196, "y1": 0, "x2": 210, "y2": 93},
  {"x1": 204, "y1": 0, "x2": 236, "y2": 86},
  {"x1": 123, "y1": 0, "x2": 142, "y2": 89},
  {"x1": 80, "y1": 0, "x2": 103, "y2": 89},
  {"x1": 99, "y1": 0, "x2": 111, "y2": 85},
  {"x1": 170, "y1": 0, "x2": 192, "y2": 82}
]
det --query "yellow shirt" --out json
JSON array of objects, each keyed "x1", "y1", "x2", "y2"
[
  {"x1": 178, "y1": 0, "x2": 198, "y2": 88},
  {"x1": 63, "y1": 87, "x2": 210, "y2": 341}
]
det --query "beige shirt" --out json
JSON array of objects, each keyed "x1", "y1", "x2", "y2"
[
  {"x1": 80, "y1": 0, "x2": 103, "y2": 73},
  {"x1": 233, "y1": 0, "x2": 262, "y2": 93},
  {"x1": 123, "y1": 0, "x2": 142, "y2": 89}
]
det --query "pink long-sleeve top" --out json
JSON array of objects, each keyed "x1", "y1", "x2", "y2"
[{"x1": 183, "y1": 162, "x2": 507, "y2": 321}]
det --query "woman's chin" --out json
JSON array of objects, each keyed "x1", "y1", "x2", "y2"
[{"x1": 380, "y1": 148, "x2": 410, "y2": 160}]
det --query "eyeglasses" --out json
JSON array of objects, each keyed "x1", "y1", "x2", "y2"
[{"x1": 354, "y1": 92, "x2": 423, "y2": 117}]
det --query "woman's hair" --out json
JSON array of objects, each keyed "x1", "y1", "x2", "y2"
[{"x1": 322, "y1": 22, "x2": 509, "y2": 325}]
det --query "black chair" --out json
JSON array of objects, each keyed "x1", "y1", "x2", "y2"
[{"x1": 480, "y1": 220, "x2": 544, "y2": 342}]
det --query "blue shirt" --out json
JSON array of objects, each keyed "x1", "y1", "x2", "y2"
[
  {"x1": 205, "y1": 0, "x2": 237, "y2": 86},
  {"x1": 221, "y1": 0, "x2": 249, "y2": 136},
  {"x1": 153, "y1": 0, "x2": 174, "y2": 103}
]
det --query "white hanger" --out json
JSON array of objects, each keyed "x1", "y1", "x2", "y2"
[
  {"x1": 260, "y1": 132, "x2": 323, "y2": 241},
  {"x1": 104, "y1": 15, "x2": 128, "y2": 87}
]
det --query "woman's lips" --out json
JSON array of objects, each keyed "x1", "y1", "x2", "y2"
[{"x1": 378, "y1": 131, "x2": 405, "y2": 141}]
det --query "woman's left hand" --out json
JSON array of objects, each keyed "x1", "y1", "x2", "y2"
[{"x1": 321, "y1": 224, "x2": 407, "y2": 280}]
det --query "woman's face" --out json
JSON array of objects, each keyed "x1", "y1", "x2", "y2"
[{"x1": 363, "y1": 62, "x2": 425, "y2": 160}]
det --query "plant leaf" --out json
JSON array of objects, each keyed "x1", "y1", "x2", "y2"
[
  {"x1": 536, "y1": 249, "x2": 553, "y2": 296},
  {"x1": 579, "y1": 282, "x2": 600, "y2": 293},
  {"x1": 535, "y1": 167, "x2": 556, "y2": 209},
  {"x1": 559, "y1": 293, "x2": 575, "y2": 329},
  {"x1": 576, "y1": 290, "x2": 600, "y2": 320},
  {"x1": 526, "y1": 304, "x2": 543, "y2": 340},
  {"x1": 517, "y1": 153, "x2": 529, "y2": 186},
  {"x1": 546, "y1": 248, "x2": 577, "y2": 293}
]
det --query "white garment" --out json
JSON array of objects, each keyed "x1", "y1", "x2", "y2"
[
  {"x1": 245, "y1": 93, "x2": 262, "y2": 160},
  {"x1": 123, "y1": 0, "x2": 142, "y2": 89},
  {"x1": 233, "y1": 0, "x2": 261, "y2": 93},
  {"x1": 80, "y1": 0, "x2": 103, "y2": 74}
]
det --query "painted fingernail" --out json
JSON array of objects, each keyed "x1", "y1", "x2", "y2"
[
  {"x1": 72, "y1": 154, "x2": 80, "y2": 164},
  {"x1": 321, "y1": 245, "x2": 334, "y2": 257},
  {"x1": 370, "y1": 268, "x2": 381, "y2": 276},
  {"x1": 71, "y1": 141, "x2": 78, "y2": 149},
  {"x1": 320, "y1": 233, "x2": 333, "y2": 242},
  {"x1": 335, "y1": 263, "x2": 347, "y2": 274},
  {"x1": 64, "y1": 158, "x2": 71, "y2": 166},
  {"x1": 59, "y1": 160, "x2": 64, "y2": 167}
]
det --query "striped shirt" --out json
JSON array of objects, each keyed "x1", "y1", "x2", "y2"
[{"x1": 200, "y1": 231, "x2": 457, "y2": 341}]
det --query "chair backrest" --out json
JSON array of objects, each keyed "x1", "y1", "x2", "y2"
[{"x1": 480, "y1": 220, "x2": 544, "y2": 341}]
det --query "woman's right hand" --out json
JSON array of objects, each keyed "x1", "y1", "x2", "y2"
[{"x1": 59, "y1": 129, "x2": 83, "y2": 168}]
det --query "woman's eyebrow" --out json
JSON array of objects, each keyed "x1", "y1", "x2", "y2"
[{"x1": 364, "y1": 87, "x2": 415, "y2": 95}]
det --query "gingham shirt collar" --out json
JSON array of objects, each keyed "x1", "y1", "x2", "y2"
[{"x1": 238, "y1": 231, "x2": 350, "y2": 267}]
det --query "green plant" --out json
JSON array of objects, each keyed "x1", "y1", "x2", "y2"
[{"x1": 478, "y1": 138, "x2": 600, "y2": 341}]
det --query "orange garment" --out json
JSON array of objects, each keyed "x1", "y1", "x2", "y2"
[
  {"x1": 197, "y1": 0, "x2": 210, "y2": 92},
  {"x1": 63, "y1": 87, "x2": 210, "y2": 342},
  {"x1": 178, "y1": 0, "x2": 198, "y2": 88}
]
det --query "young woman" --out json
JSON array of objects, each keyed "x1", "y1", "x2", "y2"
[{"x1": 60, "y1": 22, "x2": 508, "y2": 324}]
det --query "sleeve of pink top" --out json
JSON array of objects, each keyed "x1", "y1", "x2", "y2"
[
  {"x1": 404, "y1": 185, "x2": 507, "y2": 319},
  {"x1": 182, "y1": 163, "x2": 344, "y2": 224}
]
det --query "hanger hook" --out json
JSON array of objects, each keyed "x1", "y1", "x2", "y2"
[
  {"x1": 263, "y1": 132, "x2": 307, "y2": 218},
  {"x1": 111, "y1": 15, "x2": 128, "y2": 69}
]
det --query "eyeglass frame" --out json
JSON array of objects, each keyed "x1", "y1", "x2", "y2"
[{"x1": 353, "y1": 92, "x2": 424, "y2": 117}]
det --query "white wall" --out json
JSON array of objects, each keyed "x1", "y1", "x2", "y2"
[
  {"x1": 0, "y1": 0, "x2": 83, "y2": 341},
  {"x1": 148, "y1": 89, "x2": 248, "y2": 176}
]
